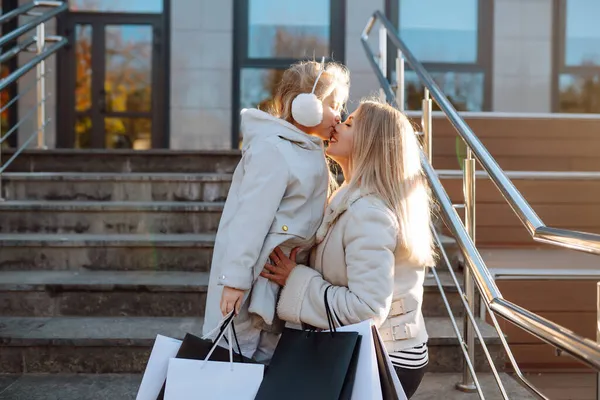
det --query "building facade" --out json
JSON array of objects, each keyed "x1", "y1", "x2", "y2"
[{"x1": 3, "y1": 0, "x2": 600, "y2": 150}]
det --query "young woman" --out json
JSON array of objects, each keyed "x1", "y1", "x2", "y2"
[
  {"x1": 262, "y1": 100, "x2": 435, "y2": 397},
  {"x1": 203, "y1": 60, "x2": 350, "y2": 363}
]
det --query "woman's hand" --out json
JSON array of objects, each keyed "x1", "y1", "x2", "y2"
[
  {"x1": 220, "y1": 286, "x2": 245, "y2": 316},
  {"x1": 260, "y1": 247, "x2": 300, "y2": 287}
]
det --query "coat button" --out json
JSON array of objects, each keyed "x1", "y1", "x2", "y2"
[
  {"x1": 220, "y1": 274, "x2": 226, "y2": 280},
  {"x1": 282, "y1": 225, "x2": 288, "y2": 232}
]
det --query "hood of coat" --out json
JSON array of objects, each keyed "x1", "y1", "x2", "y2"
[{"x1": 240, "y1": 108, "x2": 323, "y2": 151}]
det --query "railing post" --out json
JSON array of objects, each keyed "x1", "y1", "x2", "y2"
[
  {"x1": 396, "y1": 49, "x2": 404, "y2": 112},
  {"x1": 378, "y1": 26, "x2": 387, "y2": 103},
  {"x1": 457, "y1": 147, "x2": 478, "y2": 392},
  {"x1": 422, "y1": 89, "x2": 432, "y2": 162},
  {"x1": 36, "y1": 21, "x2": 46, "y2": 149}
]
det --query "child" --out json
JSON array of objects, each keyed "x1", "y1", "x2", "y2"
[{"x1": 202, "y1": 60, "x2": 350, "y2": 362}]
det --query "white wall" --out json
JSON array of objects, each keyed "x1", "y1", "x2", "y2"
[
  {"x1": 493, "y1": 0, "x2": 553, "y2": 113},
  {"x1": 344, "y1": 0, "x2": 383, "y2": 112},
  {"x1": 169, "y1": 0, "x2": 233, "y2": 150}
]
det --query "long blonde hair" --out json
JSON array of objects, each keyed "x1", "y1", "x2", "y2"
[
  {"x1": 269, "y1": 60, "x2": 350, "y2": 124},
  {"x1": 345, "y1": 100, "x2": 435, "y2": 266}
]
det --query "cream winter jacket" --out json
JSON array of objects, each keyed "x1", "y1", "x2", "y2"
[
  {"x1": 277, "y1": 185, "x2": 429, "y2": 352},
  {"x1": 202, "y1": 108, "x2": 329, "y2": 337}
]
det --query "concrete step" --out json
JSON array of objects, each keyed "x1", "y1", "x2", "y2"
[
  {"x1": 1, "y1": 173, "x2": 232, "y2": 202},
  {"x1": 0, "y1": 271, "x2": 209, "y2": 318},
  {"x1": 0, "y1": 316, "x2": 504, "y2": 374},
  {"x1": 0, "y1": 201, "x2": 224, "y2": 234},
  {"x1": 1, "y1": 149, "x2": 242, "y2": 173},
  {"x1": 0, "y1": 233, "x2": 215, "y2": 271},
  {"x1": 0, "y1": 372, "x2": 535, "y2": 399}
]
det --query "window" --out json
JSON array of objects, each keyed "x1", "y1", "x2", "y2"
[
  {"x1": 232, "y1": 0, "x2": 346, "y2": 148},
  {"x1": 69, "y1": 0, "x2": 163, "y2": 13},
  {"x1": 386, "y1": 0, "x2": 492, "y2": 111},
  {"x1": 554, "y1": 0, "x2": 600, "y2": 113}
]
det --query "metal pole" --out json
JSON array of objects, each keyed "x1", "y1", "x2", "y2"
[
  {"x1": 597, "y1": 282, "x2": 600, "y2": 400},
  {"x1": 396, "y1": 49, "x2": 405, "y2": 112},
  {"x1": 378, "y1": 26, "x2": 387, "y2": 103},
  {"x1": 422, "y1": 89, "x2": 432, "y2": 162},
  {"x1": 457, "y1": 147, "x2": 477, "y2": 392},
  {"x1": 36, "y1": 22, "x2": 46, "y2": 149}
]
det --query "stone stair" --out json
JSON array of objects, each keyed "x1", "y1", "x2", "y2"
[{"x1": 0, "y1": 150, "x2": 505, "y2": 377}]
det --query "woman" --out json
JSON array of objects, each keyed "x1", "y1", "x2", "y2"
[{"x1": 261, "y1": 100, "x2": 435, "y2": 398}]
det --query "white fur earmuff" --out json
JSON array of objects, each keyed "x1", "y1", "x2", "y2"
[
  {"x1": 291, "y1": 57, "x2": 326, "y2": 127},
  {"x1": 291, "y1": 93, "x2": 323, "y2": 127}
]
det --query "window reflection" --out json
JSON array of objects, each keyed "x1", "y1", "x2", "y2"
[
  {"x1": 559, "y1": 74, "x2": 600, "y2": 113},
  {"x1": 248, "y1": 0, "x2": 330, "y2": 58},
  {"x1": 240, "y1": 68, "x2": 283, "y2": 111},
  {"x1": 565, "y1": 0, "x2": 600, "y2": 66},
  {"x1": 403, "y1": 71, "x2": 484, "y2": 111},
  {"x1": 75, "y1": 25, "x2": 92, "y2": 112},
  {"x1": 400, "y1": 0, "x2": 478, "y2": 63},
  {"x1": 104, "y1": 25, "x2": 152, "y2": 113},
  {"x1": 70, "y1": 0, "x2": 163, "y2": 13}
]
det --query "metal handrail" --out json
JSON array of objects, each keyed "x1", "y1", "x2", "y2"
[
  {"x1": 362, "y1": 10, "x2": 600, "y2": 255},
  {"x1": 361, "y1": 9, "x2": 600, "y2": 396},
  {"x1": 0, "y1": 1, "x2": 67, "y2": 200}
]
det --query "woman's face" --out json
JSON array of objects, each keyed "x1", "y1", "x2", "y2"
[
  {"x1": 326, "y1": 108, "x2": 356, "y2": 162},
  {"x1": 308, "y1": 93, "x2": 343, "y2": 141}
]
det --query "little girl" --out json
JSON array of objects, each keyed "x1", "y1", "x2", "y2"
[{"x1": 202, "y1": 60, "x2": 350, "y2": 362}]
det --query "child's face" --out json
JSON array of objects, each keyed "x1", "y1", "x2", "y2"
[{"x1": 310, "y1": 93, "x2": 343, "y2": 141}]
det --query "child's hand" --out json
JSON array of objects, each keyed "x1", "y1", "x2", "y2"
[{"x1": 220, "y1": 286, "x2": 245, "y2": 316}]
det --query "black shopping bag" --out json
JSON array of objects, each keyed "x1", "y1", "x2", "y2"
[{"x1": 255, "y1": 286, "x2": 361, "y2": 400}]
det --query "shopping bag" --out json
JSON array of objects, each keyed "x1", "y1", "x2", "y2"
[
  {"x1": 336, "y1": 319, "x2": 383, "y2": 400},
  {"x1": 136, "y1": 335, "x2": 182, "y2": 400},
  {"x1": 255, "y1": 286, "x2": 361, "y2": 400},
  {"x1": 372, "y1": 325, "x2": 408, "y2": 400},
  {"x1": 164, "y1": 313, "x2": 265, "y2": 400},
  {"x1": 156, "y1": 326, "x2": 256, "y2": 399}
]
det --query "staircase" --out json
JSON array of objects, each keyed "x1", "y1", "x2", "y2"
[
  {"x1": 0, "y1": 150, "x2": 500, "y2": 374},
  {"x1": 0, "y1": 150, "x2": 537, "y2": 398}
]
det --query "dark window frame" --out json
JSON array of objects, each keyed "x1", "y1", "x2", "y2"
[
  {"x1": 231, "y1": 0, "x2": 346, "y2": 149},
  {"x1": 56, "y1": 0, "x2": 171, "y2": 148},
  {"x1": 552, "y1": 0, "x2": 600, "y2": 113},
  {"x1": 384, "y1": 0, "x2": 494, "y2": 111}
]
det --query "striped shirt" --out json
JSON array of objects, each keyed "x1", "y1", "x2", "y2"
[{"x1": 389, "y1": 343, "x2": 429, "y2": 369}]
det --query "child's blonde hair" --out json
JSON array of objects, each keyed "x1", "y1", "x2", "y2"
[
  {"x1": 345, "y1": 99, "x2": 435, "y2": 267},
  {"x1": 269, "y1": 60, "x2": 350, "y2": 124}
]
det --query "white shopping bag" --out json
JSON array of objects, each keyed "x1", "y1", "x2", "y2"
[
  {"x1": 164, "y1": 314, "x2": 264, "y2": 400},
  {"x1": 136, "y1": 334, "x2": 182, "y2": 400},
  {"x1": 336, "y1": 320, "x2": 383, "y2": 400}
]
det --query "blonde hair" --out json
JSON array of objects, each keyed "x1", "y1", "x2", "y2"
[
  {"x1": 269, "y1": 60, "x2": 350, "y2": 124},
  {"x1": 345, "y1": 100, "x2": 435, "y2": 267}
]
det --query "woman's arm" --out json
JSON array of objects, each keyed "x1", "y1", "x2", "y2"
[
  {"x1": 217, "y1": 140, "x2": 289, "y2": 291},
  {"x1": 277, "y1": 204, "x2": 398, "y2": 329}
]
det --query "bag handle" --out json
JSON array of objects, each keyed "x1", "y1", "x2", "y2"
[
  {"x1": 324, "y1": 285, "x2": 337, "y2": 334},
  {"x1": 200, "y1": 312, "x2": 243, "y2": 370}
]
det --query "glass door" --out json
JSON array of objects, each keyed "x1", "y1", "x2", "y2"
[{"x1": 59, "y1": 11, "x2": 166, "y2": 148}]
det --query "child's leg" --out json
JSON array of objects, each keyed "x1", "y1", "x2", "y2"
[
  {"x1": 252, "y1": 330, "x2": 281, "y2": 364},
  {"x1": 224, "y1": 300, "x2": 263, "y2": 359}
]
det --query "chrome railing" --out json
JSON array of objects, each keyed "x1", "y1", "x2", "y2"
[
  {"x1": 362, "y1": 10, "x2": 600, "y2": 399},
  {"x1": 0, "y1": 0, "x2": 68, "y2": 200}
]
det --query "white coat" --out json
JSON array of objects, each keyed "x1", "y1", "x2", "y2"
[
  {"x1": 203, "y1": 108, "x2": 329, "y2": 337},
  {"x1": 277, "y1": 185, "x2": 429, "y2": 352}
]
